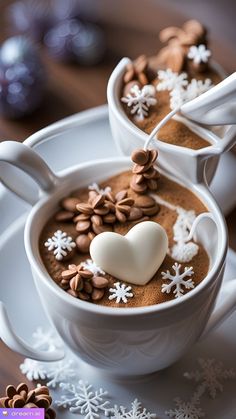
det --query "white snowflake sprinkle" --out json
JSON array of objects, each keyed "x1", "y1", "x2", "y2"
[
  {"x1": 188, "y1": 44, "x2": 211, "y2": 64},
  {"x1": 56, "y1": 380, "x2": 110, "y2": 418},
  {"x1": 46, "y1": 359, "x2": 77, "y2": 388},
  {"x1": 157, "y1": 69, "x2": 188, "y2": 91},
  {"x1": 109, "y1": 282, "x2": 133, "y2": 304},
  {"x1": 161, "y1": 263, "x2": 194, "y2": 298},
  {"x1": 169, "y1": 78, "x2": 213, "y2": 110},
  {"x1": 121, "y1": 84, "x2": 157, "y2": 121},
  {"x1": 110, "y1": 398, "x2": 156, "y2": 419},
  {"x1": 44, "y1": 230, "x2": 76, "y2": 261},
  {"x1": 185, "y1": 78, "x2": 213, "y2": 102},
  {"x1": 88, "y1": 183, "x2": 112, "y2": 196},
  {"x1": 166, "y1": 392, "x2": 205, "y2": 419},
  {"x1": 184, "y1": 358, "x2": 236, "y2": 399},
  {"x1": 32, "y1": 327, "x2": 64, "y2": 352},
  {"x1": 20, "y1": 358, "x2": 47, "y2": 381},
  {"x1": 81, "y1": 259, "x2": 105, "y2": 276}
]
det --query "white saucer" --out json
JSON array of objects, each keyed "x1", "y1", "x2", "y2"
[
  {"x1": 0, "y1": 214, "x2": 236, "y2": 418},
  {"x1": 1, "y1": 105, "x2": 236, "y2": 418}
]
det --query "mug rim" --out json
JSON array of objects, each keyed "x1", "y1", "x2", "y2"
[
  {"x1": 24, "y1": 156, "x2": 228, "y2": 317},
  {"x1": 107, "y1": 56, "x2": 226, "y2": 157}
]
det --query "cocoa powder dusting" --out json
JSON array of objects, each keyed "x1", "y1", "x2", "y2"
[{"x1": 40, "y1": 171, "x2": 209, "y2": 308}]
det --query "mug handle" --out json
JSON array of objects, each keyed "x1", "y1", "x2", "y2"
[
  {"x1": 186, "y1": 212, "x2": 236, "y2": 340},
  {"x1": 0, "y1": 141, "x2": 64, "y2": 361},
  {"x1": 0, "y1": 140, "x2": 59, "y2": 205},
  {"x1": 200, "y1": 279, "x2": 236, "y2": 339}
]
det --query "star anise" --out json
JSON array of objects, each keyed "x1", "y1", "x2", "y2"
[
  {"x1": 130, "y1": 149, "x2": 160, "y2": 195},
  {"x1": 0, "y1": 383, "x2": 56, "y2": 419},
  {"x1": 105, "y1": 189, "x2": 143, "y2": 223},
  {"x1": 60, "y1": 264, "x2": 109, "y2": 301},
  {"x1": 155, "y1": 19, "x2": 208, "y2": 73}
]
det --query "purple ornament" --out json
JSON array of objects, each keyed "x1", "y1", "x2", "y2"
[
  {"x1": 44, "y1": 19, "x2": 106, "y2": 65},
  {"x1": 7, "y1": 0, "x2": 55, "y2": 42},
  {"x1": 0, "y1": 36, "x2": 46, "y2": 119}
]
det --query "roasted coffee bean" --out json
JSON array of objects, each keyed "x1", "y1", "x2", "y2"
[
  {"x1": 92, "y1": 276, "x2": 109, "y2": 289},
  {"x1": 55, "y1": 210, "x2": 74, "y2": 221},
  {"x1": 76, "y1": 234, "x2": 91, "y2": 253}
]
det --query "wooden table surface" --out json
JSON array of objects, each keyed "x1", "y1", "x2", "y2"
[{"x1": 0, "y1": 0, "x2": 236, "y2": 394}]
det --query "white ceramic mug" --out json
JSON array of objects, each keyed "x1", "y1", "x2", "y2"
[
  {"x1": 0, "y1": 141, "x2": 236, "y2": 376},
  {"x1": 107, "y1": 58, "x2": 236, "y2": 185}
]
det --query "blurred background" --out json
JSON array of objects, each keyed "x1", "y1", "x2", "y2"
[
  {"x1": 0, "y1": 0, "x2": 235, "y2": 390},
  {"x1": 0, "y1": 0, "x2": 235, "y2": 140}
]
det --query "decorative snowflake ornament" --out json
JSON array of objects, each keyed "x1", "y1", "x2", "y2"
[
  {"x1": 20, "y1": 358, "x2": 47, "y2": 381},
  {"x1": 166, "y1": 394, "x2": 205, "y2": 419},
  {"x1": 46, "y1": 359, "x2": 77, "y2": 388},
  {"x1": 110, "y1": 398, "x2": 156, "y2": 419},
  {"x1": 185, "y1": 78, "x2": 213, "y2": 102},
  {"x1": 88, "y1": 182, "x2": 112, "y2": 196},
  {"x1": 161, "y1": 263, "x2": 194, "y2": 298},
  {"x1": 32, "y1": 327, "x2": 64, "y2": 352},
  {"x1": 121, "y1": 84, "x2": 157, "y2": 121},
  {"x1": 109, "y1": 282, "x2": 133, "y2": 303},
  {"x1": 188, "y1": 44, "x2": 211, "y2": 64},
  {"x1": 184, "y1": 358, "x2": 236, "y2": 399},
  {"x1": 44, "y1": 230, "x2": 76, "y2": 261},
  {"x1": 81, "y1": 259, "x2": 105, "y2": 276},
  {"x1": 169, "y1": 78, "x2": 213, "y2": 110},
  {"x1": 157, "y1": 69, "x2": 188, "y2": 91},
  {"x1": 56, "y1": 380, "x2": 110, "y2": 418}
]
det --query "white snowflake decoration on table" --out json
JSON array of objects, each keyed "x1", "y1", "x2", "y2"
[
  {"x1": 88, "y1": 182, "x2": 112, "y2": 196},
  {"x1": 166, "y1": 394, "x2": 205, "y2": 419},
  {"x1": 184, "y1": 358, "x2": 236, "y2": 399},
  {"x1": 109, "y1": 282, "x2": 133, "y2": 303},
  {"x1": 56, "y1": 380, "x2": 110, "y2": 418},
  {"x1": 32, "y1": 327, "x2": 63, "y2": 351},
  {"x1": 188, "y1": 44, "x2": 211, "y2": 64},
  {"x1": 20, "y1": 358, "x2": 47, "y2": 381},
  {"x1": 46, "y1": 359, "x2": 77, "y2": 388},
  {"x1": 157, "y1": 69, "x2": 188, "y2": 91},
  {"x1": 121, "y1": 84, "x2": 157, "y2": 121},
  {"x1": 81, "y1": 258, "x2": 105, "y2": 275},
  {"x1": 161, "y1": 263, "x2": 194, "y2": 298},
  {"x1": 44, "y1": 230, "x2": 76, "y2": 261},
  {"x1": 110, "y1": 398, "x2": 156, "y2": 419}
]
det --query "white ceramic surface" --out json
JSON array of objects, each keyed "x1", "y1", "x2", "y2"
[
  {"x1": 0, "y1": 215, "x2": 236, "y2": 418},
  {"x1": 107, "y1": 58, "x2": 236, "y2": 184},
  {"x1": 1, "y1": 138, "x2": 236, "y2": 375}
]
